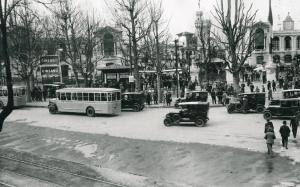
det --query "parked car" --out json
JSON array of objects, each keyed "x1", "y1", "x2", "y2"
[
  {"x1": 174, "y1": 91, "x2": 208, "y2": 108},
  {"x1": 263, "y1": 98, "x2": 300, "y2": 120},
  {"x1": 164, "y1": 101, "x2": 209, "y2": 127},
  {"x1": 226, "y1": 93, "x2": 265, "y2": 113},
  {"x1": 121, "y1": 92, "x2": 145, "y2": 112}
]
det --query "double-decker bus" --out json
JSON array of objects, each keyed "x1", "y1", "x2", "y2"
[
  {"x1": 48, "y1": 88, "x2": 121, "y2": 116},
  {"x1": 0, "y1": 86, "x2": 27, "y2": 108}
]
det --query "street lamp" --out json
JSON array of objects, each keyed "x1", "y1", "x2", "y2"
[
  {"x1": 174, "y1": 39, "x2": 180, "y2": 98},
  {"x1": 57, "y1": 48, "x2": 63, "y2": 83}
]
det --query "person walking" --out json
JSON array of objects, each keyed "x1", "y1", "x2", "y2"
[
  {"x1": 279, "y1": 121, "x2": 291, "y2": 149},
  {"x1": 267, "y1": 81, "x2": 271, "y2": 91},
  {"x1": 262, "y1": 85, "x2": 266, "y2": 93},
  {"x1": 268, "y1": 89, "x2": 273, "y2": 101},
  {"x1": 250, "y1": 83, "x2": 254, "y2": 92},
  {"x1": 166, "y1": 92, "x2": 172, "y2": 106},
  {"x1": 272, "y1": 80, "x2": 277, "y2": 92},
  {"x1": 265, "y1": 119, "x2": 274, "y2": 133},
  {"x1": 222, "y1": 92, "x2": 227, "y2": 106},
  {"x1": 211, "y1": 89, "x2": 216, "y2": 104},
  {"x1": 290, "y1": 117, "x2": 299, "y2": 138},
  {"x1": 153, "y1": 92, "x2": 158, "y2": 104},
  {"x1": 146, "y1": 92, "x2": 152, "y2": 105},
  {"x1": 264, "y1": 127, "x2": 276, "y2": 155},
  {"x1": 255, "y1": 86, "x2": 260, "y2": 92}
]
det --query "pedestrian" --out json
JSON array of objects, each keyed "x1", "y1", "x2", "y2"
[
  {"x1": 262, "y1": 85, "x2": 266, "y2": 93},
  {"x1": 267, "y1": 81, "x2": 271, "y2": 91},
  {"x1": 264, "y1": 127, "x2": 276, "y2": 155},
  {"x1": 242, "y1": 95, "x2": 248, "y2": 113},
  {"x1": 250, "y1": 83, "x2": 254, "y2": 92},
  {"x1": 268, "y1": 89, "x2": 273, "y2": 101},
  {"x1": 211, "y1": 89, "x2": 216, "y2": 104},
  {"x1": 222, "y1": 92, "x2": 227, "y2": 106},
  {"x1": 290, "y1": 117, "x2": 299, "y2": 138},
  {"x1": 166, "y1": 91, "x2": 172, "y2": 106},
  {"x1": 255, "y1": 86, "x2": 260, "y2": 93},
  {"x1": 272, "y1": 80, "x2": 277, "y2": 92},
  {"x1": 279, "y1": 121, "x2": 291, "y2": 149},
  {"x1": 264, "y1": 119, "x2": 274, "y2": 133},
  {"x1": 153, "y1": 92, "x2": 158, "y2": 104},
  {"x1": 146, "y1": 92, "x2": 152, "y2": 105}
]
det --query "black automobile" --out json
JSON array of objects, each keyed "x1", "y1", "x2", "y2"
[
  {"x1": 121, "y1": 92, "x2": 145, "y2": 112},
  {"x1": 263, "y1": 98, "x2": 300, "y2": 120},
  {"x1": 174, "y1": 91, "x2": 208, "y2": 108},
  {"x1": 226, "y1": 93, "x2": 266, "y2": 113},
  {"x1": 164, "y1": 102, "x2": 209, "y2": 127}
]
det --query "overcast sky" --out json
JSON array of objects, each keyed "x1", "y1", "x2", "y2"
[{"x1": 76, "y1": 0, "x2": 300, "y2": 37}]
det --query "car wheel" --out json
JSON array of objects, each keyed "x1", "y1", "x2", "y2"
[
  {"x1": 86, "y1": 107, "x2": 95, "y2": 117},
  {"x1": 174, "y1": 103, "x2": 179, "y2": 108},
  {"x1": 164, "y1": 118, "x2": 172, "y2": 127},
  {"x1": 227, "y1": 105, "x2": 235, "y2": 114},
  {"x1": 236, "y1": 104, "x2": 242, "y2": 110},
  {"x1": 0, "y1": 101, "x2": 4, "y2": 109},
  {"x1": 48, "y1": 104, "x2": 57, "y2": 114},
  {"x1": 195, "y1": 117, "x2": 205, "y2": 127},
  {"x1": 256, "y1": 106, "x2": 264, "y2": 113},
  {"x1": 263, "y1": 112, "x2": 272, "y2": 120},
  {"x1": 133, "y1": 105, "x2": 140, "y2": 112}
]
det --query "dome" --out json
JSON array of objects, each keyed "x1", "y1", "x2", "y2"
[{"x1": 283, "y1": 13, "x2": 294, "y2": 23}]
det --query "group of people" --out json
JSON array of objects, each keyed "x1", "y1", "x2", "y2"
[
  {"x1": 144, "y1": 89, "x2": 172, "y2": 106},
  {"x1": 264, "y1": 118, "x2": 299, "y2": 156}
]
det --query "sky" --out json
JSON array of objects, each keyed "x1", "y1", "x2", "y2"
[{"x1": 76, "y1": 0, "x2": 300, "y2": 37}]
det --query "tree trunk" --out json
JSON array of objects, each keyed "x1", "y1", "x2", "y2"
[
  {"x1": 233, "y1": 71, "x2": 240, "y2": 94},
  {"x1": 25, "y1": 78, "x2": 31, "y2": 102},
  {"x1": 74, "y1": 71, "x2": 79, "y2": 87},
  {"x1": 157, "y1": 73, "x2": 161, "y2": 103},
  {"x1": 0, "y1": 21, "x2": 14, "y2": 132}
]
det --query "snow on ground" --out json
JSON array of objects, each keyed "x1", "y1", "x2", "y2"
[{"x1": 6, "y1": 106, "x2": 300, "y2": 163}]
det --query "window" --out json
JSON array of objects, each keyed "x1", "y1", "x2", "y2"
[
  {"x1": 21, "y1": 89, "x2": 26, "y2": 95},
  {"x1": 297, "y1": 36, "x2": 300, "y2": 49},
  {"x1": 256, "y1": 56, "x2": 264, "y2": 64},
  {"x1": 83, "y1": 93, "x2": 89, "y2": 101},
  {"x1": 61, "y1": 93, "x2": 66, "y2": 100},
  {"x1": 272, "y1": 37, "x2": 280, "y2": 51},
  {"x1": 281, "y1": 101, "x2": 291, "y2": 107},
  {"x1": 117, "y1": 92, "x2": 121, "y2": 100},
  {"x1": 101, "y1": 93, "x2": 107, "y2": 101},
  {"x1": 56, "y1": 92, "x2": 60, "y2": 99},
  {"x1": 3, "y1": 90, "x2": 7, "y2": 96},
  {"x1": 0, "y1": 90, "x2": 3, "y2": 96},
  {"x1": 112, "y1": 93, "x2": 116, "y2": 101},
  {"x1": 107, "y1": 93, "x2": 112, "y2": 101},
  {"x1": 72, "y1": 93, "x2": 77, "y2": 100},
  {"x1": 273, "y1": 55, "x2": 280, "y2": 63},
  {"x1": 77, "y1": 93, "x2": 83, "y2": 101},
  {"x1": 89, "y1": 93, "x2": 95, "y2": 101},
  {"x1": 284, "y1": 55, "x2": 292, "y2": 63},
  {"x1": 255, "y1": 29, "x2": 264, "y2": 50},
  {"x1": 66, "y1": 93, "x2": 71, "y2": 100},
  {"x1": 285, "y1": 36, "x2": 291, "y2": 50},
  {"x1": 95, "y1": 93, "x2": 101, "y2": 101}
]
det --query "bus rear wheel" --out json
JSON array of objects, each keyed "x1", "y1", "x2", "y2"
[{"x1": 86, "y1": 107, "x2": 95, "y2": 117}]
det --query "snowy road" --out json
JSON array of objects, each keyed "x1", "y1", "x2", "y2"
[{"x1": 6, "y1": 106, "x2": 300, "y2": 163}]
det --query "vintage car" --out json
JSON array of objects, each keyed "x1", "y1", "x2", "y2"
[
  {"x1": 263, "y1": 98, "x2": 300, "y2": 120},
  {"x1": 121, "y1": 92, "x2": 145, "y2": 112},
  {"x1": 164, "y1": 102, "x2": 209, "y2": 127},
  {"x1": 226, "y1": 93, "x2": 266, "y2": 113},
  {"x1": 174, "y1": 91, "x2": 208, "y2": 108}
]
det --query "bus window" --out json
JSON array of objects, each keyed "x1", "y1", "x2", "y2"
[
  {"x1": 21, "y1": 89, "x2": 26, "y2": 95},
  {"x1": 0, "y1": 90, "x2": 2, "y2": 96},
  {"x1": 89, "y1": 93, "x2": 95, "y2": 101},
  {"x1": 61, "y1": 93, "x2": 66, "y2": 100},
  {"x1": 101, "y1": 93, "x2": 107, "y2": 101},
  {"x1": 117, "y1": 92, "x2": 120, "y2": 100},
  {"x1": 112, "y1": 93, "x2": 116, "y2": 101},
  {"x1": 66, "y1": 93, "x2": 71, "y2": 100},
  {"x1": 83, "y1": 93, "x2": 89, "y2": 101},
  {"x1": 3, "y1": 90, "x2": 7, "y2": 96},
  {"x1": 95, "y1": 93, "x2": 101, "y2": 101},
  {"x1": 107, "y1": 93, "x2": 112, "y2": 101},
  {"x1": 72, "y1": 93, "x2": 77, "y2": 100},
  {"x1": 56, "y1": 92, "x2": 60, "y2": 99},
  {"x1": 77, "y1": 93, "x2": 83, "y2": 101}
]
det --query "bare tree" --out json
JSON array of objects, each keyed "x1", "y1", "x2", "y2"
[
  {"x1": 212, "y1": 0, "x2": 257, "y2": 90},
  {"x1": 0, "y1": 0, "x2": 23, "y2": 132},
  {"x1": 9, "y1": 1, "x2": 43, "y2": 102},
  {"x1": 110, "y1": 0, "x2": 152, "y2": 91}
]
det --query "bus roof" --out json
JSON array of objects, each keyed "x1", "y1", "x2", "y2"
[
  {"x1": 282, "y1": 89, "x2": 300, "y2": 92},
  {"x1": 0, "y1": 86, "x2": 25, "y2": 89},
  {"x1": 57, "y1": 88, "x2": 120, "y2": 93}
]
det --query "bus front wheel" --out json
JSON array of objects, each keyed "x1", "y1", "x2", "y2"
[
  {"x1": 86, "y1": 107, "x2": 95, "y2": 117},
  {"x1": 48, "y1": 105, "x2": 57, "y2": 114}
]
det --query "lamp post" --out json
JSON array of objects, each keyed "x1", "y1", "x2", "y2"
[
  {"x1": 174, "y1": 39, "x2": 180, "y2": 98},
  {"x1": 57, "y1": 48, "x2": 63, "y2": 83}
]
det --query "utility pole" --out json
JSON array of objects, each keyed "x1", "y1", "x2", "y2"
[{"x1": 175, "y1": 39, "x2": 179, "y2": 98}]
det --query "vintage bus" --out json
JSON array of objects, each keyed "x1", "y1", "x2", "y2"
[
  {"x1": 282, "y1": 89, "x2": 300, "y2": 99},
  {"x1": 0, "y1": 86, "x2": 27, "y2": 108},
  {"x1": 48, "y1": 88, "x2": 121, "y2": 116}
]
